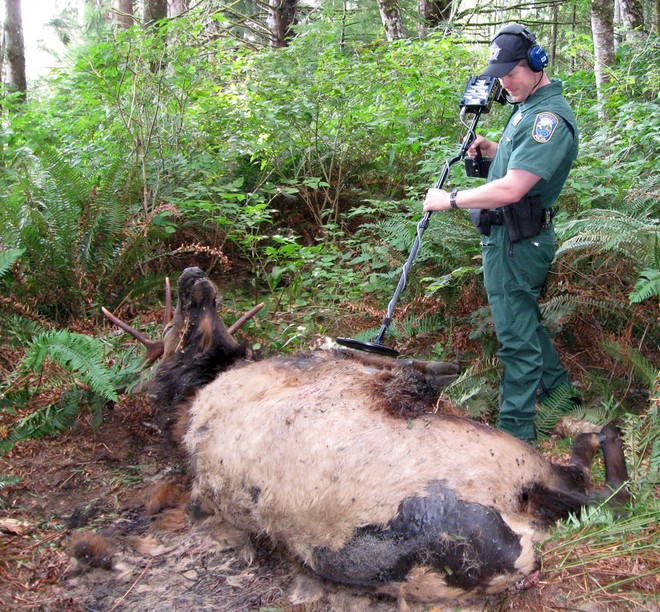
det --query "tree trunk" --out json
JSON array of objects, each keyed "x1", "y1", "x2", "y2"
[
  {"x1": 376, "y1": 0, "x2": 407, "y2": 41},
  {"x1": 417, "y1": 0, "x2": 451, "y2": 39},
  {"x1": 265, "y1": 0, "x2": 298, "y2": 48},
  {"x1": 144, "y1": 0, "x2": 168, "y2": 72},
  {"x1": 618, "y1": 0, "x2": 645, "y2": 36},
  {"x1": 591, "y1": 0, "x2": 615, "y2": 104},
  {"x1": 113, "y1": 0, "x2": 134, "y2": 29},
  {"x1": 4, "y1": 0, "x2": 26, "y2": 103},
  {"x1": 144, "y1": 0, "x2": 168, "y2": 25},
  {"x1": 168, "y1": 0, "x2": 189, "y2": 17}
]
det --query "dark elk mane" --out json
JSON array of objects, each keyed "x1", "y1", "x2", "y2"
[
  {"x1": 103, "y1": 267, "x2": 253, "y2": 438},
  {"x1": 152, "y1": 270, "x2": 247, "y2": 435}
]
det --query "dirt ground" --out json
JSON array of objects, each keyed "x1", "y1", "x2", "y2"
[{"x1": 1, "y1": 369, "x2": 658, "y2": 611}]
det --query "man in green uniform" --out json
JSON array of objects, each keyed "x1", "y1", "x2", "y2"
[{"x1": 423, "y1": 24, "x2": 579, "y2": 442}]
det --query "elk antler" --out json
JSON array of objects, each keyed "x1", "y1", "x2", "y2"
[
  {"x1": 228, "y1": 303, "x2": 265, "y2": 335},
  {"x1": 164, "y1": 277, "x2": 173, "y2": 327},
  {"x1": 101, "y1": 307, "x2": 165, "y2": 363}
]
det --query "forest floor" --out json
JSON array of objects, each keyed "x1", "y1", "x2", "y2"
[{"x1": 0, "y1": 308, "x2": 658, "y2": 611}]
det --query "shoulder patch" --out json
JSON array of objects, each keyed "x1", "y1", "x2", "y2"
[{"x1": 532, "y1": 112, "x2": 559, "y2": 143}]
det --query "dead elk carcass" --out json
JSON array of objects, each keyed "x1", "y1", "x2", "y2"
[{"x1": 104, "y1": 267, "x2": 629, "y2": 604}]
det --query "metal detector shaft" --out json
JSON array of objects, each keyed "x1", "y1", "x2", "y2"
[{"x1": 370, "y1": 108, "x2": 482, "y2": 347}]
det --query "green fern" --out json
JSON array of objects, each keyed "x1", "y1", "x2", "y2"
[
  {"x1": 0, "y1": 248, "x2": 24, "y2": 280},
  {"x1": 1, "y1": 315, "x2": 48, "y2": 348},
  {"x1": 0, "y1": 330, "x2": 146, "y2": 453},
  {"x1": 21, "y1": 330, "x2": 119, "y2": 402},
  {"x1": 361, "y1": 210, "x2": 480, "y2": 298},
  {"x1": 398, "y1": 313, "x2": 444, "y2": 339},
  {"x1": 556, "y1": 204, "x2": 659, "y2": 265},
  {"x1": 0, "y1": 474, "x2": 21, "y2": 490},
  {"x1": 629, "y1": 267, "x2": 660, "y2": 303},
  {"x1": 0, "y1": 148, "x2": 169, "y2": 322},
  {"x1": 443, "y1": 356, "x2": 500, "y2": 419},
  {"x1": 555, "y1": 186, "x2": 660, "y2": 312},
  {"x1": 536, "y1": 384, "x2": 601, "y2": 437},
  {"x1": 600, "y1": 338, "x2": 659, "y2": 391},
  {"x1": 0, "y1": 388, "x2": 88, "y2": 454},
  {"x1": 423, "y1": 265, "x2": 482, "y2": 294},
  {"x1": 621, "y1": 381, "x2": 659, "y2": 501}
]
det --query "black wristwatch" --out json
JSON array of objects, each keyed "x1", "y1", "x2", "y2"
[{"x1": 450, "y1": 188, "x2": 459, "y2": 209}]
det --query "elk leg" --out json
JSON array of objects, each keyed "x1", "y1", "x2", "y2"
[
  {"x1": 569, "y1": 431, "x2": 601, "y2": 471},
  {"x1": 337, "y1": 349, "x2": 459, "y2": 376},
  {"x1": 594, "y1": 421, "x2": 630, "y2": 505}
]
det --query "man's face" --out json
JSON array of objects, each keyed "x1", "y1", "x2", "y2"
[{"x1": 499, "y1": 62, "x2": 539, "y2": 103}]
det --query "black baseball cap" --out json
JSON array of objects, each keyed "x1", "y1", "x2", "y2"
[{"x1": 481, "y1": 32, "x2": 530, "y2": 78}]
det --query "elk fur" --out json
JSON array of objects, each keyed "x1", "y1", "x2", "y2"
[{"x1": 106, "y1": 267, "x2": 629, "y2": 605}]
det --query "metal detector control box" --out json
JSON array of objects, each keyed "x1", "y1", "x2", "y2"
[{"x1": 459, "y1": 76, "x2": 506, "y2": 114}]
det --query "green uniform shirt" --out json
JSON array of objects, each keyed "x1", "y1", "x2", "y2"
[{"x1": 488, "y1": 79, "x2": 579, "y2": 209}]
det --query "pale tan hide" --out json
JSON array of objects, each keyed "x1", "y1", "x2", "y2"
[{"x1": 184, "y1": 352, "x2": 552, "y2": 600}]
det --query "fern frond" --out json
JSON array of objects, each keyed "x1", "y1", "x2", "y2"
[
  {"x1": 621, "y1": 380, "x2": 659, "y2": 500},
  {"x1": 0, "y1": 249, "x2": 24, "y2": 281},
  {"x1": 540, "y1": 294, "x2": 628, "y2": 319},
  {"x1": 629, "y1": 267, "x2": 660, "y2": 303},
  {"x1": 422, "y1": 264, "x2": 481, "y2": 294},
  {"x1": 0, "y1": 388, "x2": 86, "y2": 454},
  {"x1": 600, "y1": 339, "x2": 659, "y2": 390},
  {"x1": 78, "y1": 157, "x2": 142, "y2": 279},
  {"x1": 0, "y1": 474, "x2": 21, "y2": 489},
  {"x1": 556, "y1": 204, "x2": 659, "y2": 267},
  {"x1": 536, "y1": 384, "x2": 592, "y2": 436},
  {"x1": 443, "y1": 356, "x2": 500, "y2": 419},
  {"x1": 398, "y1": 313, "x2": 443, "y2": 338},
  {"x1": 114, "y1": 272, "x2": 170, "y2": 306},
  {"x1": 22, "y1": 330, "x2": 119, "y2": 402},
  {"x1": 1, "y1": 315, "x2": 48, "y2": 347}
]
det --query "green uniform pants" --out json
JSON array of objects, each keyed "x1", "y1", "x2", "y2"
[{"x1": 481, "y1": 224, "x2": 569, "y2": 440}]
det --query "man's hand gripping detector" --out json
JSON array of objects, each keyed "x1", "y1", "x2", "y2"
[{"x1": 460, "y1": 76, "x2": 507, "y2": 178}]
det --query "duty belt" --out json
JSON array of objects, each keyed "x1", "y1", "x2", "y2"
[{"x1": 487, "y1": 206, "x2": 554, "y2": 228}]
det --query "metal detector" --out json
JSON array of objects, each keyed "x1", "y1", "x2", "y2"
[{"x1": 336, "y1": 76, "x2": 506, "y2": 357}]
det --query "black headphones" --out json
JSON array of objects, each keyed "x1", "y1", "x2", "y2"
[{"x1": 495, "y1": 24, "x2": 549, "y2": 73}]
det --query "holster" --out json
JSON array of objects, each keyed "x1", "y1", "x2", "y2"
[{"x1": 470, "y1": 195, "x2": 546, "y2": 243}]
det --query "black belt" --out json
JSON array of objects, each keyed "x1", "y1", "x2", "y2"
[{"x1": 487, "y1": 206, "x2": 554, "y2": 227}]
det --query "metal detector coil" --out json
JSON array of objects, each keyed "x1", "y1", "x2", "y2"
[{"x1": 336, "y1": 76, "x2": 505, "y2": 358}]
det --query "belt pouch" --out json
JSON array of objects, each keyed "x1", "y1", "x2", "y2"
[
  {"x1": 513, "y1": 195, "x2": 543, "y2": 239},
  {"x1": 469, "y1": 208, "x2": 491, "y2": 236}
]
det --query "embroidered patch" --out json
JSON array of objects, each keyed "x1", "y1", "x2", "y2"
[
  {"x1": 489, "y1": 43, "x2": 501, "y2": 62},
  {"x1": 532, "y1": 112, "x2": 559, "y2": 143}
]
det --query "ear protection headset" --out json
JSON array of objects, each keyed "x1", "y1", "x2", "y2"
[{"x1": 495, "y1": 24, "x2": 549, "y2": 72}]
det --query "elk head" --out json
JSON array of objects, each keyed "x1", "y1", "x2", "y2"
[{"x1": 102, "y1": 267, "x2": 263, "y2": 438}]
